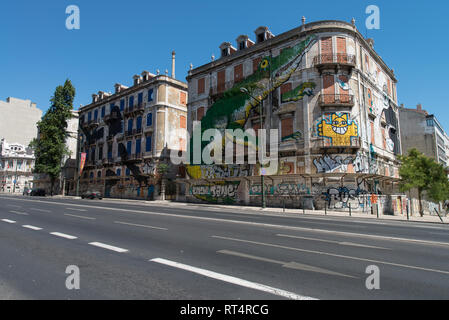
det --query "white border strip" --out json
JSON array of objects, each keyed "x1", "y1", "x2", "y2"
[{"x1": 150, "y1": 258, "x2": 317, "y2": 300}]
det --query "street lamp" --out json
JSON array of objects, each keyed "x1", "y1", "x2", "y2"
[{"x1": 240, "y1": 87, "x2": 266, "y2": 209}]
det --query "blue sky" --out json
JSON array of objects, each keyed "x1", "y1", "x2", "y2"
[{"x1": 0, "y1": 0, "x2": 448, "y2": 129}]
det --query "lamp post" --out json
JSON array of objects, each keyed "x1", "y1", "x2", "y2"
[{"x1": 240, "y1": 87, "x2": 266, "y2": 209}]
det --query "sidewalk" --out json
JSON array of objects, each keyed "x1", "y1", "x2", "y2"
[{"x1": 55, "y1": 195, "x2": 449, "y2": 225}]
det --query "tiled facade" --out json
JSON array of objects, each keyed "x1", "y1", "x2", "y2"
[
  {"x1": 78, "y1": 72, "x2": 188, "y2": 200},
  {"x1": 181, "y1": 20, "x2": 405, "y2": 214}
]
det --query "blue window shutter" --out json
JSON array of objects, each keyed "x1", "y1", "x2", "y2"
[
  {"x1": 147, "y1": 113, "x2": 153, "y2": 126},
  {"x1": 120, "y1": 99, "x2": 125, "y2": 111},
  {"x1": 136, "y1": 139, "x2": 141, "y2": 154},
  {"x1": 117, "y1": 168, "x2": 121, "y2": 176},
  {"x1": 88, "y1": 112, "x2": 92, "y2": 121},
  {"x1": 94, "y1": 110, "x2": 98, "y2": 120},
  {"x1": 148, "y1": 89, "x2": 153, "y2": 102},
  {"x1": 127, "y1": 141, "x2": 132, "y2": 155},
  {"x1": 129, "y1": 96, "x2": 134, "y2": 107},
  {"x1": 128, "y1": 119, "x2": 133, "y2": 133},
  {"x1": 138, "y1": 92, "x2": 143, "y2": 104},
  {"x1": 146, "y1": 135, "x2": 152, "y2": 152},
  {"x1": 101, "y1": 106, "x2": 105, "y2": 118},
  {"x1": 137, "y1": 116, "x2": 142, "y2": 129}
]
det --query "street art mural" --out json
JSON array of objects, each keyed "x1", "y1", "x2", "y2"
[
  {"x1": 186, "y1": 164, "x2": 251, "y2": 180},
  {"x1": 281, "y1": 82, "x2": 316, "y2": 103},
  {"x1": 281, "y1": 131, "x2": 302, "y2": 142},
  {"x1": 317, "y1": 113, "x2": 358, "y2": 146},
  {"x1": 188, "y1": 35, "x2": 317, "y2": 163}
]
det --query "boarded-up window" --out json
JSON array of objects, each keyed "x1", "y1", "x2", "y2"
[
  {"x1": 281, "y1": 83, "x2": 292, "y2": 95},
  {"x1": 336, "y1": 37, "x2": 347, "y2": 63},
  {"x1": 253, "y1": 57, "x2": 262, "y2": 73},
  {"x1": 387, "y1": 79, "x2": 391, "y2": 96},
  {"x1": 382, "y1": 127, "x2": 386, "y2": 149},
  {"x1": 365, "y1": 54, "x2": 370, "y2": 72},
  {"x1": 234, "y1": 64, "x2": 243, "y2": 83},
  {"x1": 180, "y1": 115, "x2": 186, "y2": 129},
  {"x1": 197, "y1": 107, "x2": 205, "y2": 121},
  {"x1": 370, "y1": 121, "x2": 375, "y2": 145},
  {"x1": 323, "y1": 75, "x2": 335, "y2": 104},
  {"x1": 320, "y1": 37, "x2": 333, "y2": 63},
  {"x1": 198, "y1": 78, "x2": 205, "y2": 94},
  {"x1": 281, "y1": 118, "x2": 294, "y2": 139},
  {"x1": 180, "y1": 92, "x2": 187, "y2": 105},
  {"x1": 217, "y1": 70, "x2": 226, "y2": 93}
]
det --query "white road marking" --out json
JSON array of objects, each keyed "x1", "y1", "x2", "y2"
[
  {"x1": 150, "y1": 258, "x2": 317, "y2": 300},
  {"x1": 22, "y1": 225, "x2": 42, "y2": 231},
  {"x1": 9, "y1": 211, "x2": 28, "y2": 216},
  {"x1": 3, "y1": 196, "x2": 448, "y2": 247},
  {"x1": 50, "y1": 232, "x2": 78, "y2": 240},
  {"x1": 1, "y1": 219, "x2": 16, "y2": 224},
  {"x1": 114, "y1": 221, "x2": 167, "y2": 231},
  {"x1": 217, "y1": 250, "x2": 356, "y2": 278},
  {"x1": 212, "y1": 236, "x2": 449, "y2": 276},
  {"x1": 276, "y1": 234, "x2": 390, "y2": 250},
  {"x1": 29, "y1": 208, "x2": 51, "y2": 213},
  {"x1": 66, "y1": 208, "x2": 87, "y2": 212},
  {"x1": 6, "y1": 205, "x2": 21, "y2": 208},
  {"x1": 64, "y1": 213, "x2": 96, "y2": 220},
  {"x1": 88, "y1": 242, "x2": 128, "y2": 253}
]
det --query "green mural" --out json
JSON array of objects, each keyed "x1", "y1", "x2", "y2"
[
  {"x1": 281, "y1": 82, "x2": 316, "y2": 103},
  {"x1": 189, "y1": 35, "x2": 318, "y2": 161}
]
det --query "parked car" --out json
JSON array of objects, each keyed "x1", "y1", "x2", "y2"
[
  {"x1": 30, "y1": 189, "x2": 46, "y2": 197},
  {"x1": 81, "y1": 191, "x2": 102, "y2": 200},
  {"x1": 23, "y1": 188, "x2": 32, "y2": 196}
]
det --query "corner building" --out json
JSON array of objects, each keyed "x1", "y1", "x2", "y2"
[{"x1": 182, "y1": 20, "x2": 405, "y2": 214}]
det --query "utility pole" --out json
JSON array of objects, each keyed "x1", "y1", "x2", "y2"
[
  {"x1": 240, "y1": 87, "x2": 266, "y2": 209},
  {"x1": 13, "y1": 159, "x2": 18, "y2": 193}
]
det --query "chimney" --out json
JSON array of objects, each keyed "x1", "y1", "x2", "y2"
[
  {"x1": 172, "y1": 51, "x2": 176, "y2": 79},
  {"x1": 417, "y1": 103, "x2": 422, "y2": 112}
]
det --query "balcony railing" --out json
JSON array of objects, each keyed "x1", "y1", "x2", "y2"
[
  {"x1": 313, "y1": 54, "x2": 356, "y2": 68},
  {"x1": 318, "y1": 94, "x2": 354, "y2": 108}
]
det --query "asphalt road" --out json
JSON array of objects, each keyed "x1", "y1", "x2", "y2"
[{"x1": 0, "y1": 194, "x2": 448, "y2": 300}]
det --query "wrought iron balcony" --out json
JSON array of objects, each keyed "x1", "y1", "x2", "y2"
[
  {"x1": 313, "y1": 54, "x2": 356, "y2": 73},
  {"x1": 318, "y1": 94, "x2": 354, "y2": 108}
]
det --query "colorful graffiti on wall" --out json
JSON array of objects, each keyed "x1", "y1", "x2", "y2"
[
  {"x1": 317, "y1": 113, "x2": 358, "y2": 146},
  {"x1": 190, "y1": 182, "x2": 240, "y2": 204},
  {"x1": 281, "y1": 131, "x2": 302, "y2": 142},
  {"x1": 186, "y1": 164, "x2": 251, "y2": 180},
  {"x1": 281, "y1": 82, "x2": 316, "y2": 103},
  {"x1": 249, "y1": 182, "x2": 310, "y2": 196}
]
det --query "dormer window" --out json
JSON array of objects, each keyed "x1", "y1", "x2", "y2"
[
  {"x1": 236, "y1": 35, "x2": 255, "y2": 51},
  {"x1": 254, "y1": 26, "x2": 274, "y2": 44},
  {"x1": 219, "y1": 42, "x2": 236, "y2": 58}
]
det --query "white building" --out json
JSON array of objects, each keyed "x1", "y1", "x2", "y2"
[
  {"x1": 0, "y1": 97, "x2": 42, "y2": 146},
  {"x1": 0, "y1": 139, "x2": 35, "y2": 193}
]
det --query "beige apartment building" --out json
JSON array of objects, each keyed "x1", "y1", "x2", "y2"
[
  {"x1": 182, "y1": 19, "x2": 405, "y2": 214},
  {"x1": 78, "y1": 61, "x2": 188, "y2": 200}
]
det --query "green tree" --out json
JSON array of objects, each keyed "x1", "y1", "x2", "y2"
[
  {"x1": 30, "y1": 80, "x2": 75, "y2": 195},
  {"x1": 399, "y1": 148, "x2": 449, "y2": 216}
]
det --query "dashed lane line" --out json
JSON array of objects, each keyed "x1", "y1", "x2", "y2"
[
  {"x1": 114, "y1": 221, "x2": 168, "y2": 231},
  {"x1": 88, "y1": 242, "x2": 129, "y2": 253},
  {"x1": 22, "y1": 225, "x2": 43, "y2": 231},
  {"x1": 64, "y1": 213, "x2": 96, "y2": 220},
  {"x1": 50, "y1": 232, "x2": 78, "y2": 240},
  {"x1": 1, "y1": 219, "x2": 16, "y2": 224}
]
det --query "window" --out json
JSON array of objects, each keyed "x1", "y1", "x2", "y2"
[
  {"x1": 129, "y1": 96, "x2": 134, "y2": 108},
  {"x1": 217, "y1": 70, "x2": 226, "y2": 93},
  {"x1": 257, "y1": 33, "x2": 265, "y2": 43},
  {"x1": 88, "y1": 112, "x2": 92, "y2": 121},
  {"x1": 239, "y1": 41, "x2": 246, "y2": 50},
  {"x1": 281, "y1": 118, "x2": 293, "y2": 139},
  {"x1": 99, "y1": 146, "x2": 103, "y2": 160},
  {"x1": 136, "y1": 116, "x2": 142, "y2": 130},
  {"x1": 136, "y1": 139, "x2": 141, "y2": 155},
  {"x1": 91, "y1": 148, "x2": 96, "y2": 161},
  {"x1": 148, "y1": 89, "x2": 154, "y2": 102},
  {"x1": 120, "y1": 99, "x2": 125, "y2": 111},
  {"x1": 126, "y1": 168, "x2": 130, "y2": 176},
  {"x1": 127, "y1": 141, "x2": 132, "y2": 155},
  {"x1": 146, "y1": 135, "x2": 152, "y2": 152},
  {"x1": 197, "y1": 107, "x2": 205, "y2": 121},
  {"x1": 222, "y1": 48, "x2": 228, "y2": 57},
  {"x1": 116, "y1": 168, "x2": 121, "y2": 176},
  {"x1": 180, "y1": 116, "x2": 187, "y2": 129},
  {"x1": 146, "y1": 113, "x2": 153, "y2": 126},
  {"x1": 107, "y1": 144, "x2": 112, "y2": 159},
  {"x1": 90, "y1": 172, "x2": 94, "y2": 179},
  {"x1": 234, "y1": 64, "x2": 243, "y2": 83},
  {"x1": 127, "y1": 119, "x2": 133, "y2": 133},
  {"x1": 94, "y1": 110, "x2": 98, "y2": 121},
  {"x1": 427, "y1": 118, "x2": 434, "y2": 127},
  {"x1": 101, "y1": 106, "x2": 105, "y2": 118},
  {"x1": 138, "y1": 92, "x2": 143, "y2": 105},
  {"x1": 180, "y1": 92, "x2": 187, "y2": 105},
  {"x1": 197, "y1": 78, "x2": 205, "y2": 95},
  {"x1": 97, "y1": 171, "x2": 102, "y2": 178}
]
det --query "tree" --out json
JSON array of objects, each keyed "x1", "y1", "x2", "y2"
[
  {"x1": 30, "y1": 80, "x2": 75, "y2": 195},
  {"x1": 399, "y1": 148, "x2": 449, "y2": 216}
]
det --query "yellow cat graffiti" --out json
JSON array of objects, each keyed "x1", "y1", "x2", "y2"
[{"x1": 318, "y1": 113, "x2": 358, "y2": 146}]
